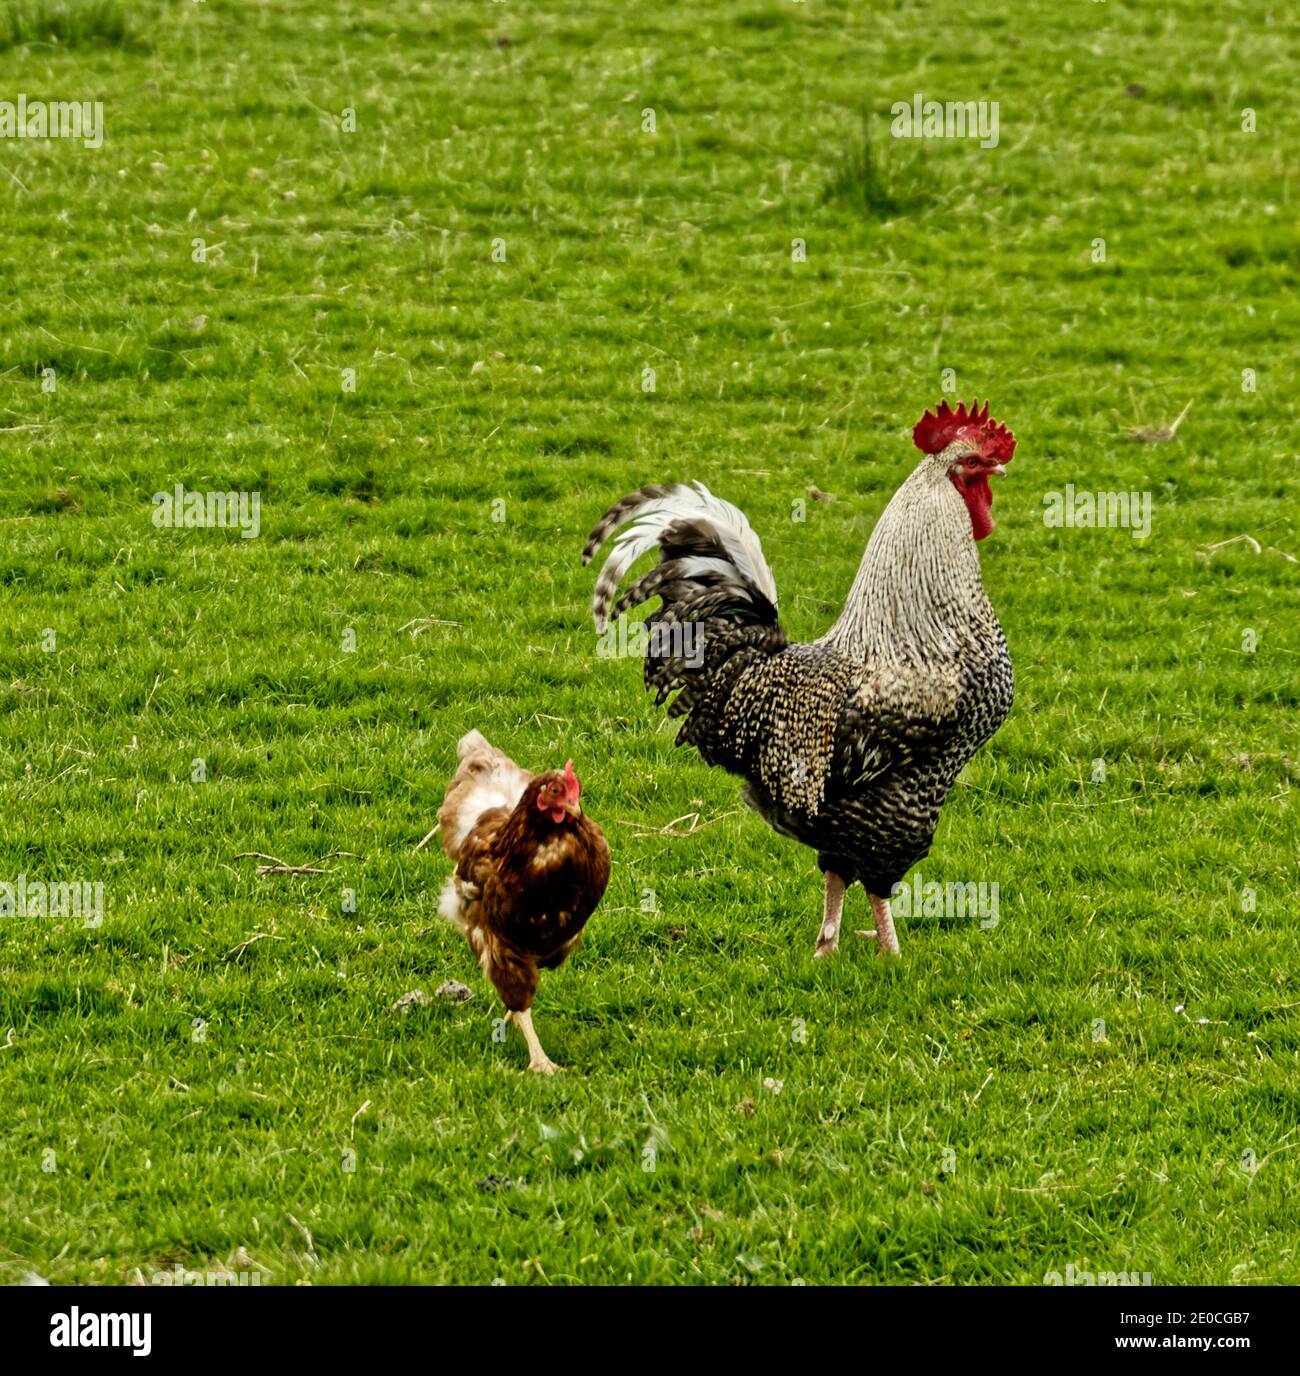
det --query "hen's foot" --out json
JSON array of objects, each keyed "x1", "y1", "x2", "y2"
[{"x1": 511, "y1": 1007, "x2": 562, "y2": 1075}]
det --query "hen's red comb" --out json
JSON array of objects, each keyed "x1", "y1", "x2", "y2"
[
  {"x1": 913, "y1": 399, "x2": 1016, "y2": 463},
  {"x1": 563, "y1": 758, "x2": 581, "y2": 800}
]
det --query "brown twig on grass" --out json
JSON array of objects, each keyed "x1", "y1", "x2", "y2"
[
  {"x1": 396, "y1": 617, "x2": 463, "y2": 638},
  {"x1": 612, "y1": 808, "x2": 743, "y2": 838},
  {"x1": 224, "y1": 932, "x2": 283, "y2": 961},
  {"x1": 1198, "y1": 533, "x2": 1261, "y2": 557},
  {"x1": 1195, "y1": 533, "x2": 1299, "y2": 564},
  {"x1": 234, "y1": 850, "x2": 362, "y2": 876},
  {"x1": 287, "y1": 1215, "x2": 320, "y2": 1269},
  {"x1": 1125, "y1": 398, "x2": 1192, "y2": 442}
]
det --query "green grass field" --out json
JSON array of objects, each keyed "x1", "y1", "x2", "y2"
[{"x1": 2, "y1": 0, "x2": 1298, "y2": 1286}]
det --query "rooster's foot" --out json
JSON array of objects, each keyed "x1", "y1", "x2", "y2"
[
  {"x1": 527, "y1": 1057, "x2": 562, "y2": 1075},
  {"x1": 868, "y1": 893, "x2": 901, "y2": 957},
  {"x1": 813, "y1": 927, "x2": 839, "y2": 958},
  {"x1": 814, "y1": 871, "x2": 847, "y2": 959}
]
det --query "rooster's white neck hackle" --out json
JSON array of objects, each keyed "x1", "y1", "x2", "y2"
[{"x1": 820, "y1": 451, "x2": 1002, "y2": 719}]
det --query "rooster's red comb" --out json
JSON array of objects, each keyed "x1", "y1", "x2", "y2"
[{"x1": 913, "y1": 399, "x2": 1016, "y2": 463}]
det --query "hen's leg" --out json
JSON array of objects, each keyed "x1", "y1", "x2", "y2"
[
  {"x1": 508, "y1": 1008, "x2": 561, "y2": 1074},
  {"x1": 868, "y1": 892, "x2": 901, "y2": 957},
  {"x1": 490, "y1": 950, "x2": 557, "y2": 1074},
  {"x1": 814, "y1": 871, "x2": 847, "y2": 958}
]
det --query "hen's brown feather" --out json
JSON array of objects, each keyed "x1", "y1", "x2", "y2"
[{"x1": 439, "y1": 733, "x2": 610, "y2": 1018}]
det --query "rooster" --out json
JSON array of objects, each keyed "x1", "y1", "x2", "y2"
[
  {"x1": 437, "y1": 731, "x2": 610, "y2": 1072},
  {"x1": 582, "y1": 400, "x2": 1015, "y2": 959}
]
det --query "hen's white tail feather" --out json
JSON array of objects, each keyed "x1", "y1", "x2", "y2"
[
  {"x1": 438, "y1": 875, "x2": 468, "y2": 929},
  {"x1": 438, "y1": 730, "x2": 532, "y2": 858}
]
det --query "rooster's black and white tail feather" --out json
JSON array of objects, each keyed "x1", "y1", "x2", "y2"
[
  {"x1": 582, "y1": 481, "x2": 779, "y2": 633},
  {"x1": 582, "y1": 480, "x2": 788, "y2": 739}
]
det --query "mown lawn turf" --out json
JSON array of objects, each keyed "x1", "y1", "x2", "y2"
[{"x1": 0, "y1": 0, "x2": 1297, "y2": 1285}]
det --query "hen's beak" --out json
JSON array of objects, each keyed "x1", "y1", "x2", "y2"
[{"x1": 563, "y1": 800, "x2": 582, "y2": 819}]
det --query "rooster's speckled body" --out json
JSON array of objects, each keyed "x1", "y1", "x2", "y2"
[{"x1": 583, "y1": 401, "x2": 1017, "y2": 957}]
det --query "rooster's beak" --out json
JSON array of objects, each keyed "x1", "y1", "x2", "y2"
[{"x1": 990, "y1": 463, "x2": 1006, "y2": 476}]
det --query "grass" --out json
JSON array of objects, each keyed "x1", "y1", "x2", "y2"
[
  {"x1": 1, "y1": 0, "x2": 1298, "y2": 1286},
  {"x1": 825, "y1": 113, "x2": 924, "y2": 217},
  {"x1": 0, "y1": 0, "x2": 139, "y2": 52}
]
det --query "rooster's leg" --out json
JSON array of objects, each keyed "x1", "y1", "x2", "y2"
[
  {"x1": 814, "y1": 871, "x2": 847, "y2": 959},
  {"x1": 869, "y1": 892, "x2": 901, "y2": 957},
  {"x1": 509, "y1": 1007, "x2": 561, "y2": 1075}
]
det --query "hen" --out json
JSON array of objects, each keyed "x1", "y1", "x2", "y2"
[
  {"x1": 582, "y1": 400, "x2": 1016, "y2": 960},
  {"x1": 437, "y1": 730, "x2": 610, "y2": 1073}
]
